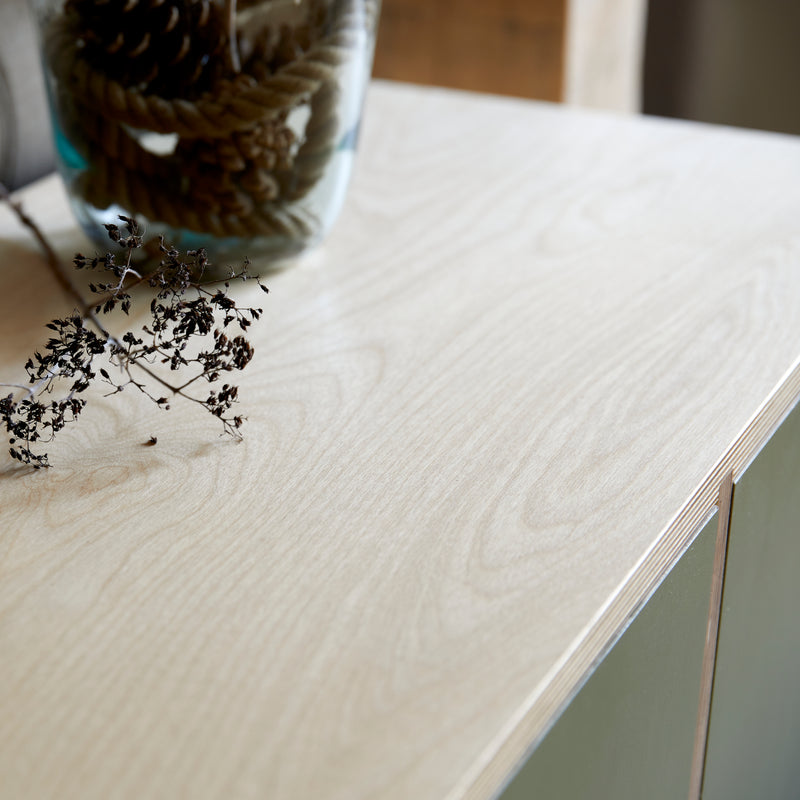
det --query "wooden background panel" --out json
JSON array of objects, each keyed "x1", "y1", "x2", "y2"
[{"x1": 373, "y1": 0, "x2": 565, "y2": 100}]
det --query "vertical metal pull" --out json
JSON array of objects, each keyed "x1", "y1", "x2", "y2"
[{"x1": 688, "y1": 470, "x2": 734, "y2": 799}]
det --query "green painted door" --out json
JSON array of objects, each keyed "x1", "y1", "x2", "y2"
[
  {"x1": 499, "y1": 515, "x2": 717, "y2": 800},
  {"x1": 702, "y1": 402, "x2": 800, "y2": 800}
]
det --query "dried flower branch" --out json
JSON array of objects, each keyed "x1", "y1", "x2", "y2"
[{"x1": 1, "y1": 191, "x2": 268, "y2": 469}]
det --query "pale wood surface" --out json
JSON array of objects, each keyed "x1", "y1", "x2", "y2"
[
  {"x1": 565, "y1": 0, "x2": 647, "y2": 111},
  {"x1": 2, "y1": 82, "x2": 800, "y2": 800}
]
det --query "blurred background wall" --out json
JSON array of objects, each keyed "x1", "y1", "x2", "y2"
[
  {"x1": 374, "y1": 0, "x2": 800, "y2": 134},
  {"x1": 643, "y1": 0, "x2": 800, "y2": 135}
]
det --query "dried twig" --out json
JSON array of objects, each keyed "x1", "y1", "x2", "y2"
[{"x1": 0, "y1": 188, "x2": 267, "y2": 468}]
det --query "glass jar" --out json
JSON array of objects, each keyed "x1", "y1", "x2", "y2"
[{"x1": 31, "y1": 0, "x2": 380, "y2": 265}]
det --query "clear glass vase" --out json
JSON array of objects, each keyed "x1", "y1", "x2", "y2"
[{"x1": 30, "y1": 0, "x2": 380, "y2": 266}]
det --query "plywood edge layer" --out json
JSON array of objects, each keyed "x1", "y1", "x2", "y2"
[{"x1": 451, "y1": 354, "x2": 800, "y2": 800}]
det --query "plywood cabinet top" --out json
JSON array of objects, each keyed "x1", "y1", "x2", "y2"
[{"x1": 2, "y1": 81, "x2": 800, "y2": 800}]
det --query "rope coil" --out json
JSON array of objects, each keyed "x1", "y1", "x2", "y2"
[{"x1": 45, "y1": 0, "x2": 378, "y2": 242}]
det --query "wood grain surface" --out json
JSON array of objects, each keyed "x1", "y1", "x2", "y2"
[{"x1": 2, "y1": 82, "x2": 800, "y2": 800}]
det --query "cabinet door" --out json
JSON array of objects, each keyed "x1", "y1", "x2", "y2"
[
  {"x1": 702, "y1": 403, "x2": 800, "y2": 799},
  {"x1": 499, "y1": 515, "x2": 717, "y2": 800}
]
